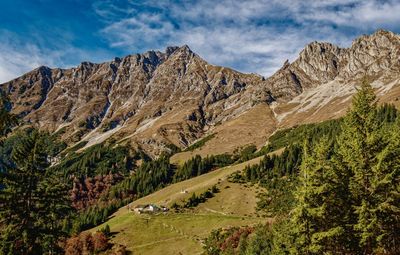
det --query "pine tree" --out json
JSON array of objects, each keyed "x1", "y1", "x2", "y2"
[
  {"x1": 311, "y1": 137, "x2": 356, "y2": 254},
  {"x1": 370, "y1": 117, "x2": 400, "y2": 254},
  {"x1": 290, "y1": 139, "x2": 314, "y2": 255},
  {"x1": 289, "y1": 81, "x2": 397, "y2": 254},
  {"x1": 251, "y1": 81, "x2": 399, "y2": 254},
  {"x1": 290, "y1": 137, "x2": 349, "y2": 254},
  {"x1": 335, "y1": 80, "x2": 385, "y2": 253},
  {"x1": 0, "y1": 130, "x2": 71, "y2": 254}
]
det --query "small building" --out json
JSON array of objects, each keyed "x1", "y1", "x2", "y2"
[
  {"x1": 133, "y1": 204, "x2": 147, "y2": 214},
  {"x1": 133, "y1": 204, "x2": 169, "y2": 214}
]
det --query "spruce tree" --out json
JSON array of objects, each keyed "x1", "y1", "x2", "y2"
[
  {"x1": 290, "y1": 139, "x2": 314, "y2": 255},
  {"x1": 257, "y1": 80, "x2": 400, "y2": 254},
  {"x1": 291, "y1": 136, "x2": 353, "y2": 254},
  {"x1": 0, "y1": 130, "x2": 71, "y2": 254},
  {"x1": 335, "y1": 80, "x2": 385, "y2": 253},
  {"x1": 370, "y1": 117, "x2": 400, "y2": 253},
  {"x1": 288, "y1": 80, "x2": 400, "y2": 254}
]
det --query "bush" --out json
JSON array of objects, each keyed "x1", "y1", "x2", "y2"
[
  {"x1": 64, "y1": 231, "x2": 110, "y2": 255},
  {"x1": 99, "y1": 224, "x2": 111, "y2": 237}
]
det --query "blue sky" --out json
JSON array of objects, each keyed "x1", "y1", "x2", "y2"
[{"x1": 1, "y1": 0, "x2": 400, "y2": 83}]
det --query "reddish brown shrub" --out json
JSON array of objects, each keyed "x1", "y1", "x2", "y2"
[
  {"x1": 93, "y1": 232, "x2": 109, "y2": 252},
  {"x1": 71, "y1": 173, "x2": 124, "y2": 210},
  {"x1": 220, "y1": 226, "x2": 254, "y2": 252},
  {"x1": 64, "y1": 231, "x2": 110, "y2": 254},
  {"x1": 65, "y1": 236, "x2": 83, "y2": 255}
]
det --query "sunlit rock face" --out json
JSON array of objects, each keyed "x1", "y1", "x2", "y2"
[{"x1": 2, "y1": 30, "x2": 400, "y2": 156}]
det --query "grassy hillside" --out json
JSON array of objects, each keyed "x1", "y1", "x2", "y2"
[
  {"x1": 170, "y1": 104, "x2": 277, "y2": 165},
  {"x1": 95, "y1": 213, "x2": 263, "y2": 255},
  {"x1": 123, "y1": 156, "x2": 263, "y2": 209},
  {"x1": 91, "y1": 155, "x2": 277, "y2": 254}
]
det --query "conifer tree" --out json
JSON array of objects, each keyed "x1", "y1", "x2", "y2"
[
  {"x1": 0, "y1": 130, "x2": 71, "y2": 254},
  {"x1": 290, "y1": 137, "x2": 351, "y2": 254},
  {"x1": 335, "y1": 80, "x2": 385, "y2": 253},
  {"x1": 290, "y1": 139, "x2": 314, "y2": 255},
  {"x1": 370, "y1": 117, "x2": 400, "y2": 254},
  {"x1": 245, "y1": 81, "x2": 400, "y2": 255},
  {"x1": 289, "y1": 80, "x2": 400, "y2": 254}
]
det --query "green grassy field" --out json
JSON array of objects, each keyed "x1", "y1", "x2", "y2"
[
  {"x1": 91, "y1": 154, "x2": 277, "y2": 254},
  {"x1": 95, "y1": 213, "x2": 265, "y2": 255}
]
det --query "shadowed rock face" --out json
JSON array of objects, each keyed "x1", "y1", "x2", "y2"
[{"x1": 2, "y1": 30, "x2": 400, "y2": 156}]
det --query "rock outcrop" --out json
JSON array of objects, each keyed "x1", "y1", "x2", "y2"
[{"x1": 1, "y1": 29, "x2": 400, "y2": 157}]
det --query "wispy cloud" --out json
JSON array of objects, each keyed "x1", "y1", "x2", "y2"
[
  {"x1": 0, "y1": 30, "x2": 112, "y2": 83},
  {"x1": 96, "y1": 0, "x2": 400, "y2": 76},
  {"x1": 0, "y1": 31, "x2": 61, "y2": 83},
  {"x1": 298, "y1": 0, "x2": 400, "y2": 29},
  {"x1": 1, "y1": 0, "x2": 400, "y2": 83}
]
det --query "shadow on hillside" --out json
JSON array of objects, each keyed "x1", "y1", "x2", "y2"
[{"x1": 110, "y1": 231, "x2": 119, "y2": 238}]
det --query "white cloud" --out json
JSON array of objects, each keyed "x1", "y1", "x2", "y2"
[
  {"x1": 0, "y1": 31, "x2": 114, "y2": 84},
  {"x1": 0, "y1": 31, "x2": 61, "y2": 83},
  {"x1": 101, "y1": 13, "x2": 175, "y2": 48},
  {"x1": 95, "y1": 0, "x2": 400, "y2": 76},
  {"x1": 3, "y1": 0, "x2": 400, "y2": 83},
  {"x1": 298, "y1": 0, "x2": 400, "y2": 29}
]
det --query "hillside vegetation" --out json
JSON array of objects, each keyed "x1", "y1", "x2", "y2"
[
  {"x1": 202, "y1": 82, "x2": 400, "y2": 255},
  {"x1": 91, "y1": 155, "x2": 273, "y2": 254},
  {"x1": 1, "y1": 82, "x2": 399, "y2": 254}
]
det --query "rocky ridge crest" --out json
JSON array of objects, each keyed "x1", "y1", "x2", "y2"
[{"x1": 2, "y1": 30, "x2": 400, "y2": 156}]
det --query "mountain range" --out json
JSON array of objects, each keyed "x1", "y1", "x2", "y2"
[{"x1": 1, "y1": 29, "x2": 400, "y2": 158}]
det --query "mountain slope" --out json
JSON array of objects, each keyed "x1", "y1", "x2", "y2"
[
  {"x1": 272, "y1": 29, "x2": 400, "y2": 127},
  {"x1": 2, "y1": 29, "x2": 400, "y2": 157}
]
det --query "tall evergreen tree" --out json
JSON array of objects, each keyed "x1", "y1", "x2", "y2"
[
  {"x1": 0, "y1": 130, "x2": 71, "y2": 254},
  {"x1": 291, "y1": 137, "x2": 353, "y2": 254},
  {"x1": 370, "y1": 117, "x2": 400, "y2": 254},
  {"x1": 290, "y1": 139, "x2": 314, "y2": 255},
  {"x1": 335, "y1": 80, "x2": 386, "y2": 253},
  {"x1": 289, "y1": 80, "x2": 400, "y2": 254}
]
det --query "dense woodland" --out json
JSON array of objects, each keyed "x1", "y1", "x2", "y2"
[{"x1": 1, "y1": 83, "x2": 399, "y2": 254}]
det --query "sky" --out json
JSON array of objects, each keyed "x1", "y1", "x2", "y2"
[{"x1": 1, "y1": 0, "x2": 400, "y2": 83}]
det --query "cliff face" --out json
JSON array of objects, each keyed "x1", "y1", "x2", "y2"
[
  {"x1": 2, "y1": 30, "x2": 400, "y2": 157},
  {"x1": 269, "y1": 30, "x2": 400, "y2": 127},
  {"x1": 262, "y1": 30, "x2": 400, "y2": 100}
]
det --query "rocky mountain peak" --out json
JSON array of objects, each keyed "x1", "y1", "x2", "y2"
[
  {"x1": 293, "y1": 41, "x2": 342, "y2": 83},
  {"x1": 299, "y1": 41, "x2": 341, "y2": 58},
  {"x1": 353, "y1": 29, "x2": 398, "y2": 47},
  {"x1": 37, "y1": 65, "x2": 52, "y2": 73},
  {"x1": 165, "y1": 45, "x2": 193, "y2": 57},
  {"x1": 337, "y1": 29, "x2": 400, "y2": 80},
  {"x1": 2, "y1": 30, "x2": 400, "y2": 156},
  {"x1": 165, "y1": 45, "x2": 197, "y2": 62},
  {"x1": 280, "y1": 60, "x2": 290, "y2": 70}
]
